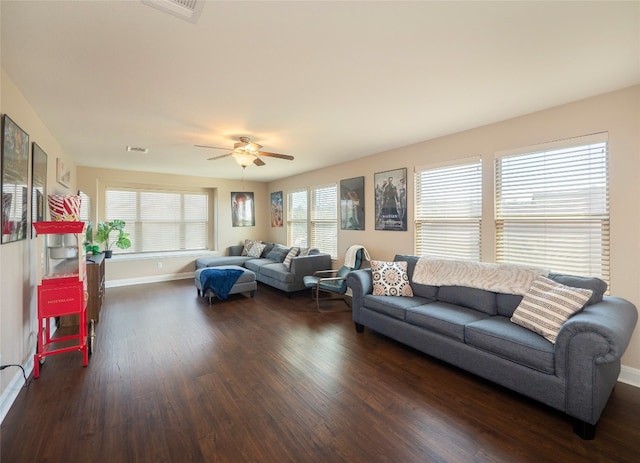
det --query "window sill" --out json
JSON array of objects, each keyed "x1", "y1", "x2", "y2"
[{"x1": 101, "y1": 250, "x2": 220, "y2": 262}]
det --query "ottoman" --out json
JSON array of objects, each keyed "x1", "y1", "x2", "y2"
[{"x1": 195, "y1": 265, "x2": 257, "y2": 304}]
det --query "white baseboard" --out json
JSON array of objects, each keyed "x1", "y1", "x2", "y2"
[
  {"x1": 0, "y1": 355, "x2": 34, "y2": 425},
  {"x1": 619, "y1": 365, "x2": 640, "y2": 388},
  {"x1": 105, "y1": 272, "x2": 194, "y2": 288}
]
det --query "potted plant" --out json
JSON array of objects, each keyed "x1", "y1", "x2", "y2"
[
  {"x1": 83, "y1": 222, "x2": 100, "y2": 255},
  {"x1": 95, "y1": 219, "x2": 131, "y2": 258}
]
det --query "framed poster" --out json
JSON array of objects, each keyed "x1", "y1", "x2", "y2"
[
  {"x1": 1, "y1": 114, "x2": 30, "y2": 244},
  {"x1": 31, "y1": 143, "x2": 48, "y2": 237},
  {"x1": 56, "y1": 157, "x2": 71, "y2": 187},
  {"x1": 231, "y1": 191, "x2": 255, "y2": 227},
  {"x1": 340, "y1": 176, "x2": 365, "y2": 230},
  {"x1": 374, "y1": 167, "x2": 407, "y2": 231},
  {"x1": 270, "y1": 191, "x2": 283, "y2": 227}
]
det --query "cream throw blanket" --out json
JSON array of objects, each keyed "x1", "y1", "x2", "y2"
[
  {"x1": 344, "y1": 245, "x2": 371, "y2": 269},
  {"x1": 412, "y1": 257, "x2": 548, "y2": 296}
]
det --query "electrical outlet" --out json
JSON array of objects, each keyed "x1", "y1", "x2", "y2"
[{"x1": 157, "y1": 262, "x2": 163, "y2": 269}]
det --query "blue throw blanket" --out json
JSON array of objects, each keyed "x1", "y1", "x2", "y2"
[{"x1": 199, "y1": 268, "x2": 245, "y2": 300}]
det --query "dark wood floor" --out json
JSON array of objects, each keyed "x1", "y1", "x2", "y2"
[{"x1": 2, "y1": 279, "x2": 639, "y2": 462}]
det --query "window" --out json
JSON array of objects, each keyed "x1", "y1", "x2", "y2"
[
  {"x1": 495, "y1": 133, "x2": 609, "y2": 283},
  {"x1": 105, "y1": 187, "x2": 209, "y2": 254},
  {"x1": 414, "y1": 159, "x2": 482, "y2": 260},
  {"x1": 311, "y1": 184, "x2": 338, "y2": 258},
  {"x1": 287, "y1": 189, "x2": 308, "y2": 248},
  {"x1": 78, "y1": 191, "x2": 90, "y2": 222}
]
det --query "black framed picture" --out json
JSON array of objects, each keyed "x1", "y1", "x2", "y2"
[
  {"x1": 231, "y1": 191, "x2": 255, "y2": 227},
  {"x1": 340, "y1": 176, "x2": 365, "y2": 230},
  {"x1": 1, "y1": 114, "x2": 30, "y2": 243},
  {"x1": 374, "y1": 167, "x2": 407, "y2": 231},
  {"x1": 32, "y1": 142, "x2": 48, "y2": 236}
]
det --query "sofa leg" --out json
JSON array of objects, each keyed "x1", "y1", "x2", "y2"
[
  {"x1": 355, "y1": 323, "x2": 364, "y2": 333},
  {"x1": 572, "y1": 418, "x2": 597, "y2": 440}
]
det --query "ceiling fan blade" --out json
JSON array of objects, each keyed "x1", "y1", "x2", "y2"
[
  {"x1": 258, "y1": 151, "x2": 294, "y2": 160},
  {"x1": 253, "y1": 157, "x2": 266, "y2": 166},
  {"x1": 195, "y1": 144, "x2": 230, "y2": 150},
  {"x1": 207, "y1": 153, "x2": 233, "y2": 160}
]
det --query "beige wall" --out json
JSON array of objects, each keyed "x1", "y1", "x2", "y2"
[
  {"x1": 267, "y1": 86, "x2": 640, "y2": 371},
  {"x1": 0, "y1": 69, "x2": 78, "y2": 397}
]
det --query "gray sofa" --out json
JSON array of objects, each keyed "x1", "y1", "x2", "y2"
[
  {"x1": 347, "y1": 254, "x2": 638, "y2": 439},
  {"x1": 196, "y1": 243, "x2": 331, "y2": 293}
]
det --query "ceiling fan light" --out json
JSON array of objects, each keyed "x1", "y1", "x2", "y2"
[{"x1": 234, "y1": 152, "x2": 255, "y2": 167}]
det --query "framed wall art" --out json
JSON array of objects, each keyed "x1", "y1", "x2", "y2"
[
  {"x1": 231, "y1": 191, "x2": 255, "y2": 227},
  {"x1": 1, "y1": 114, "x2": 30, "y2": 244},
  {"x1": 32, "y1": 143, "x2": 48, "y2": 236},
  {"x1": 374, "y1": 167, "x2": 407, "y2": 231},
  {"x1": 340, "y1": 176, "x2": 365, "y2": 230},
  {"x1": 270, "y1": 191, "x2": 283, "y2": 227},
  {"x1": 56, "y1": 157, "x2": 71, "y2": 187}
]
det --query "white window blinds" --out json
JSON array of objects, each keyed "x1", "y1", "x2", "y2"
[
  {"x1": 414, "y1": 159, "x2": 482, "y2": 260},
  {"x1": 311, "y1": 184, "x2": 338, "y2": 258},
  {"x1": 105, "y1": 187, "x2": 209, "y2": 253},
  {"x1": 287, "y1": 189, "x2": 308, "y2": 248},
  {"x1": 495, "y1": 134, "x2": 609, "y2": 283}
]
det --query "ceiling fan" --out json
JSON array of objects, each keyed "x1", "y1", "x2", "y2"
[{"x1": 195, "y1": 137, "x2": 294, "y2": 168}]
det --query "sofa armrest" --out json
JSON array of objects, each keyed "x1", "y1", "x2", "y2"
[
  {"x1": 289, "y1": 253, "x2": 332, "y2": 281},
  {"x1": 228, "y1": 245, "x2": 244, "y2": 256},
  {"x1": 556, "y1": 296, "x2": 638, "y2": 367},
  {"x1": 554, "y1": 296, "x2": 637, "y2": 424},
  {"x1": 346, "y1": 269, "x2": 373, "y2": 318}
]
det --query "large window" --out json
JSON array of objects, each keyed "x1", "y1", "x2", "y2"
[
  {"x1": 414, "y1": 158, "x2": 482, "y2": 260},
  {"x1": 310, "y1": 184, "x2": 337, "y2": 258},
  {"x1": 287, "y1": 185, "x2": 338, "y2": 258},
  {"x1": 287, "y1": 189, "x2": 308, "y2": 248},
  {"x1": 495, "y1": 133, "x2": 609, "y2": 283},
  {"x1": 105, "y1": 187, "x2": 209, "y2": 254}
]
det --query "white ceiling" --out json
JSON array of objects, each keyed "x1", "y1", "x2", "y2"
[{"x1": 1, "y1": 1, "x2": 639, "y2": 182}]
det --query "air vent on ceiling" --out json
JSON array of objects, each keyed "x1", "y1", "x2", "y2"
[{"x1": 141, "y1": 0, "x2": 204, "y2": 24}]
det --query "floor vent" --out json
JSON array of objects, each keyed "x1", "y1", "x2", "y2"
[{"x1": 141, "y1": 0, "x2": 205, "y2": 24}]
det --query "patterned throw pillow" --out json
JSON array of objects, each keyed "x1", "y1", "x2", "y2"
[
  {"x1": 247, "y1": 242, "x2": 267, "y2": 258},
  {"x1": 283, "y1": 247, "x2": 299, "y2": 270},
  {"x1": 241, "y1": 239, "x2": 261, "y2": 256},
  {"x1": 371, "y1": 260, "x2": 413, "y2": 297},
  {"x1": 298, "y1": 247, "x2": 310, "y2": 257},
  {"x1": 511, "y1": 275, "x2": 592, "y2": 343}
]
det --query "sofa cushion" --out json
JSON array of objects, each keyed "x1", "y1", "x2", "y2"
[
  {"x1": 437, "y1": 286, "x2": 497, "y2": 315},
  {"x1": 371, "y1": 260, "x2": 413, "y2": 297},
  {"x1": 406, "y1": 302, "x2": 490, "y2": 342},
  {"x1": 547, "y1": 272, "x2": 607, "y2": 306},
  {"x1": 363, "y1": 295, "x2": 430, "y2": 321},
  {"x1": 511, "y1": 275, "x2": 592, "y2": 343},
  {"x1": 265, "y1": 244, "x2": 290, "y2": 263},
  {"x1": 247, "y1": 242, "x2": 267, "y2": 258},
  {"x1": 244, "y1": 258, "x2": 276, "y2": 273},
  {"x1": 241, "y1": 239, "x2": 261, "y2": 256},
  {"x1": 283, "y1": 247, "x2": 299, "y2": 269},
  {"x1": 196, "y1": 256, "x2": 252, "y2": 270},
  {"x1": 260, "y1": 263, "x2": 295, "y2": 283},
  {"x1": 465, "y1": 317, "x2": 555, "y2": 374},
  {"x1": 496, "y1": 293, "x2": 524, "y2": 317}
]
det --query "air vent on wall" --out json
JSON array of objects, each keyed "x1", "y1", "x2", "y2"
[
  {"x1": 126, "y1": 146, "x2": 149, "y2": 154},
  {"x1": 141, "y1": 0, "x2": 204, "y2": 24}
]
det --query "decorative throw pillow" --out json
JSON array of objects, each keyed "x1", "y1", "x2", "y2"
[
  {"x1": 247, "y1": 242, "x2": 267, "y2": 258},
  {"x1": 371, "y1": 260, "x2": 414, "y2": 297},
  {"x1": 283, "y1": 247, "x2": 299, "y2": 269},
  {"x1": 266, "y1": 245, "x2": 290, "y2": 263},
  {"x1": 298, "y1": 247, "x2": 310, "y2": 257},
  {"x1": 511, "y1": 275, "x2": 593, "y2": 343},
  {"x1": 241, "y1": 239, "x2": 261, "y2": 256}
]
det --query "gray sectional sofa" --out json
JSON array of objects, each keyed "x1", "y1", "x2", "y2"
[
  {"x1": 196, "y1": 243, "x2": 331, "y2": 293},
  {"x1": 347, "y1": 254, "x2": 638, "y2": 439}
]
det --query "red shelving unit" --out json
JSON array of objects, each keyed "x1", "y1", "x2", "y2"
[{"x1": 33, "y1": 221, "x2": 89, "y2": 378}]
